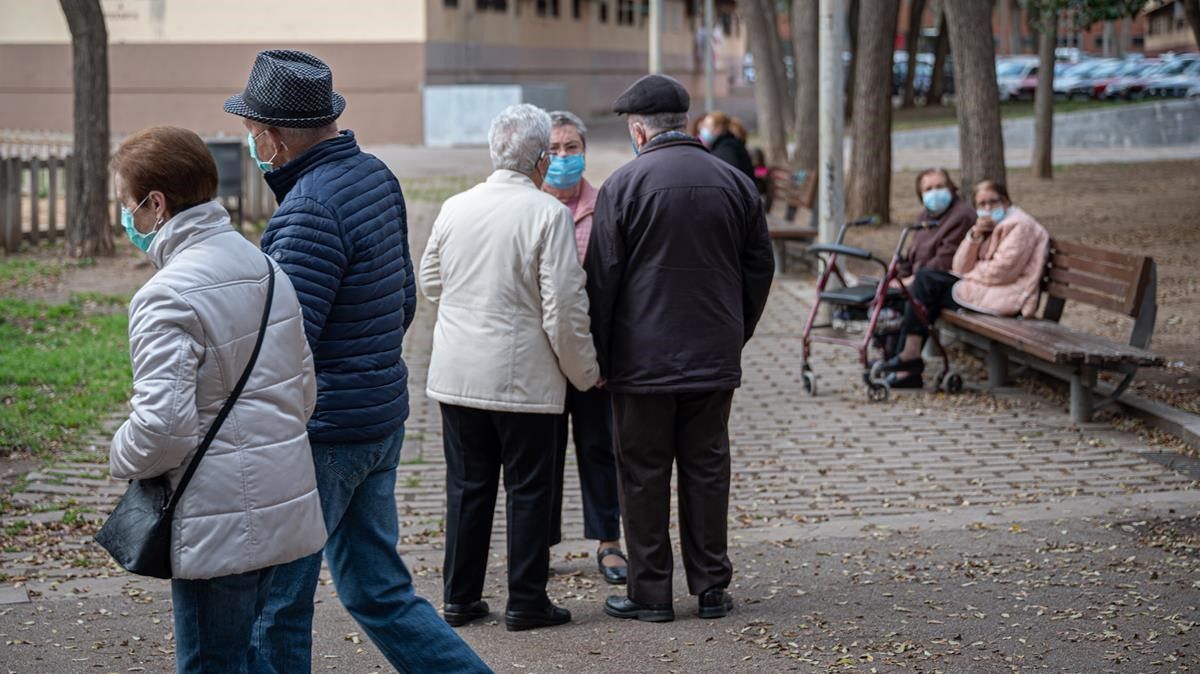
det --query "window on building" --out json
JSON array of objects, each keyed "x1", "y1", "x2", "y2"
[
  {"x1": 537, "y1": 0, "x2": 560, "y2": 16},
  {"x1": 445, "y1": 0, "x2": 458, "y2": 7},
  {"x1": 599, "y1": 0, "x2": 609, "y2": 22},
  {"x1": 573, "y1": 0, "x2": 582, "y2": 19},
  {"x1": 477, "y1": 0, "x2": 507, "y2": 11},
  {"x1": 618, "y1": 0, "x2": 636, "y2": 25}
]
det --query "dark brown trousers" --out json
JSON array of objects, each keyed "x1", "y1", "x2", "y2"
[{"x1": 611, "y1": 390, "x2": 734, "y2": 605}]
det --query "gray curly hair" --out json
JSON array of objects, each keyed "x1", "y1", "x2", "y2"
[
  {"x1": 549, "y1": 110, "x2": 588, "y2": 148},
  {"x1": 488, "y1": 104, "x2": 552, "y2": 174}
]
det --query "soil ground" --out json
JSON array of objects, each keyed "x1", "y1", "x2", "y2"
[{"x1": 830, "y1": 160, "x2": 1200, "y2": 414}]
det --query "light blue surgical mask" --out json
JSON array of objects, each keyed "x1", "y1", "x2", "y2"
[
  {"x1": 977, "y1": 207, "x2": 1007, "y2": 222},
  {"x1": 545, "y1": 153, "x2": 586, "y2": 190},
  {"x1": 699, "y1": 128, "x2": 717, "y2": 146},
  {"x1": 247, "y1": 130, "x2": 277, "y2": 172},
  {"x1": 921, "y1": 187, "x2": 952, "y2": 215},
  {"x1": 121, "y1": 194, "x2": 156, "y2": 252}
]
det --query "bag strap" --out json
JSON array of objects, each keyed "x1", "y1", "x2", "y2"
[{"x1": 165, "y1": 253, "x2": 277, "y2": 513}]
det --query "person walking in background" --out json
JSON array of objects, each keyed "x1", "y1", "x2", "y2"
[
  {"x1": 541, "y1": 109, "x2": 628, "y2": 586},
  {"x1": 420, "y1": 104, "x2": 601, "y2": 632},
  {"x1": 697, "y1": 110, "x2": 754, "y2": 179},
  {"x1": 108, "y1": 126, "x2": 326, "y2": 673},
  {"x1": 586, "y1": 75, "x2": 775, "y2": 623},
  {"x1": 224, "y1": 49, "x2": 490, "y2": 673}
]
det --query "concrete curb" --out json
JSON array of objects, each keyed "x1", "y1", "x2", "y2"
[{"x1": 1102, "y1": 381, "x2": 1200, "y2": 451}]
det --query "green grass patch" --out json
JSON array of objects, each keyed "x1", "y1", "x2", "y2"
[
  {"x1": 403, "y1": 176, "x2": 485, "y2": 204},
  {"x1": 0, "y1": 295, "x2": 131, "y2": 458},
  {"x1": 0, "y1": 257, "x2": 66, "y2": 292}
]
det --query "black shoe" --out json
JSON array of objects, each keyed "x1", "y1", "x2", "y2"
[
  {"x1": 885, "y1": 372, "x2": 925, "y2": 389},
  {"x1": 879, "y1": 355, "x2": 925, "y2": 374},
  {"x1": 603, "y1": 595, "x2": 675, "y2": 622},
  {"x1": 597, "y1": 547, "x2": 628, "y2": 585},
  {"x1": 504, "y1": 604, "x2": 571, "y2": 632},
  {"x1": 443, "y1": 600, "x2": 490, "y2": 627},
  {"x1": 698, "y1": 589, "x2": 734, "y2": 619}
]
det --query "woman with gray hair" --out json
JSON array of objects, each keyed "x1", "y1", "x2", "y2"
[
  {"x1": 420, "y1": 103, "x2": 600, "y2": 632},
  {"x1": 542, "y1": 110, "x2": 628, "y2": 586}
]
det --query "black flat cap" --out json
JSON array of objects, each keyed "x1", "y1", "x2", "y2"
[{"x1": 612, "y1": 74, "x2": 691, "y2": 115}]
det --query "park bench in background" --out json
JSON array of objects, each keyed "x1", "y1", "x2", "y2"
[
  {"x1": 942, "y1": 238, "x2": 1164, "y2": 422},
  {"x1": 764, "y1": 167, "x2": 818, "y2": 273}
]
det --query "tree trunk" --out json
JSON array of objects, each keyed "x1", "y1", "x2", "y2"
[
  {"x1": 1101, "y1": 20, "x2": 1114, "y2": 57},
  {"x1": 900, "y1": 0, "x2": 927, "y2": 108},
  {"x1": 926, "y1": 9, "x2": 949, "y2": 106},
  {"x1": 1184, "y1": 0, "x2": 1200, "y2": 51},
  {"x1": 742, "y1": 0, "x2": 789, "y2": 164},
  {"x1": 762, "y1": 0, "x2": 795, "y2": 131},
  {"x1": 1032, "y1": 11, "x2": 1057, "y2": 180},
  {"x1": 791, "y1": 0, "x2": 820, "y2": 170},
  {"x1": 844, "y1": 0, "x2": 859, "y2": 120},
  {"x1": 847, "y1": 0, "x2": 899, "y2": 221},
  {"x1": 1007, "y1": 0, "x2": 1022, "y2": 54},
  {"x1": 59, "y1": 0, "x2": 112, "y2": 258},
  {"x1": 945, "y1": 0, "x2": 1006, "y2": 189}
]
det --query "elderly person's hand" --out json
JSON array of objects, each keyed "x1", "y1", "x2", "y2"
[{"x1": 971, "y1": 185, "x2": 1010, "y2": 241}]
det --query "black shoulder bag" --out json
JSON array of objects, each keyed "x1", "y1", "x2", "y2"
[{"x1": 95, "y1": 255, "x2": 276, "y2": 579}]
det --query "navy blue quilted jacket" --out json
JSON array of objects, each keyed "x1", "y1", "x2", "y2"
[{"x1": 261, "y1": 131, "x2": 415, "y2": 444}]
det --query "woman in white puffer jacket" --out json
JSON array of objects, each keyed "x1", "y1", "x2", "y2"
[{"x1": 107, "y1": 126, "x2": 326, "y2": 674}]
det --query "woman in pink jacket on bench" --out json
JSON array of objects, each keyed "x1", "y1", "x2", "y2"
[{"x1": 880, "y1": 179, "x2": 1050, "y2": 389}]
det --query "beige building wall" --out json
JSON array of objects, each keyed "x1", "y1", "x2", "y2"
[
  {"x1": 424, "y1": 0, "x2": 706, "y2": 118},
  {"x1": 0, "y1": 0, "x2": 428, "y2": 143}
]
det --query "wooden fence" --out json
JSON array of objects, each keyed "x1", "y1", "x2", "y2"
[{"x1": 0, "y1": 131, "x2": 276, "y2": 254}]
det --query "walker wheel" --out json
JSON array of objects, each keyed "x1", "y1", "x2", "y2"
[
  {"x1": 866, "y1": 382, "x2": 889, "y2": 402},
  {"x1": 944, "y1": 373, "x2": 963, "y2": 394},
  {"x1": 802, "y1": 371, "x2": 818, "y2": 396}
]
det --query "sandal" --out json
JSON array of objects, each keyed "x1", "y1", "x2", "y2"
[{"x1": 596, "y1": 547, "x2": 628, "y2": 585}]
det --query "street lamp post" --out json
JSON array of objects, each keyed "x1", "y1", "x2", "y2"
[
  {"x1": 704, "y1": 0, "x2": 715, "y2": 111},
  {"x1": 817, "y1": 0, "x2": 846, "y2": 248}
]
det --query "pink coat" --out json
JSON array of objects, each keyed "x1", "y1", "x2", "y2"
[{"x1": 950, "y1": 205, "x2": 1049, "y2": 318}]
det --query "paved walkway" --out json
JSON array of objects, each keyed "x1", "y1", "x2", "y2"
[{"x1": 2, "y1": 274, "x2": 1198, "y2": 671}]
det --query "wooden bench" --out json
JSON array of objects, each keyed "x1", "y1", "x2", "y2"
[
  {"x1": 764, "y1": 167, "x2": 818, "y2": 273},
  {"x1": 941, "y1": 239, "x2": 1164, "y2": 422}
]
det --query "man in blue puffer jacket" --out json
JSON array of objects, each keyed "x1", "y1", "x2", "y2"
[{"x1": 225, "y1": 50, "x2": 491, "y2": 674}]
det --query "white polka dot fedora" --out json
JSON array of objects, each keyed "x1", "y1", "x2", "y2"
[{"x1": 224, "y1": 50, "x2": 346, "y2": 128}]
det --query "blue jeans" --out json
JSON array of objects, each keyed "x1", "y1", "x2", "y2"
[
  {"x1": 250, "y1": 429, "x2": 491, "y2": 674},
  {"x1": 172, "y1": 567, "x2": 275, "y2": 673}
]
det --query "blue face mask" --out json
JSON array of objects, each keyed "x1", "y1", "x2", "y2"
[
  {"x1": 977, "y1": 207, "x2": 1007, "y2": 222},
  {"x1": 121, "y1": 194, "x2": 156, "y2": 252},
  {"x1": 247, "y1": 131, "x2": 277, "y2": 172},
  {"x1": 545, "y1": 153, "x2": 586, "y2": 190},
  {"x1": 699, "y1": 128, "x2": 717, "y2": 146},
  {"x1": 921, "y1": 187, "x2": 952, "y2": 215},
  {"x1": 629, "y1": 132, "x2": 641, "y2": 156}
]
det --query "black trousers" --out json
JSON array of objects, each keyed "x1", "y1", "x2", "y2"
[
  {"x1": 550, "y1": 386, "x2": 621, "y2": 545},
  {"x1": 902, "y1": 268, "x2": 961, "y2": 340},
  {"x1": 611, "y1": 390, "x2": 735, "y2": 605},
  {"x1": 440, "y1": 403, "x2": 557, "y2": 612}
]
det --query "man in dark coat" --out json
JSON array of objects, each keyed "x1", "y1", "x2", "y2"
[
  {"x1": 585, "y1": 74, "x2": 775, "y2": 623},
  {"x1": 225, "y1": 50, "x2": 489, "y2": 673}
]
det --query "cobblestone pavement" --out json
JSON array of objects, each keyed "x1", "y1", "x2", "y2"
[
  {"x1": 2, "y1": 275, "x2": 1195, "y2": 585},
  {"x1": 2, "y1": 271, "x2": 1199, "y2": 672}
]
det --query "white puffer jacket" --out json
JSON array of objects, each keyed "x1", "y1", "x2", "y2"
[
  {"x1": 110, "y1": 201, "x2": 326, "y2": 580},
  {"x1": 419, "y1": 170, "x2": 599, "y2": 413}
]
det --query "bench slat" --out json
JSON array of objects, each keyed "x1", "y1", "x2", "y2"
[
  {"x1": 1050, "y1": 253, "x2": 1138, "y2": 285},
  {"x1": 942, "y1": 311, "x2": 1163, "y2": 366},
  {"x1": 1046, "y1": 281, "x2": 1129, "y2": 316},
  {"x1": 1047, "y1": 267, "x2": 1129, "y2": 298},
  {"x1": 1053, "y1": 239, "x2": 1142, "y2": 269}
]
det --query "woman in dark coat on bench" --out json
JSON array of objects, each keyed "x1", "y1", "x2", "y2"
[
  {"x1": 882, "y1": 180, "x2": 1050, "y2": 388},
  {"x1": 892, "y1": 168, "x2": 976, "y2": 286}
]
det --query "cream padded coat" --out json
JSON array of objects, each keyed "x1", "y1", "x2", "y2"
[
  {"x1": 419, "y1": 170, "x2": 599, "y2": 414},
  {"x1": 110, "y1": 201, "x2": 326, "y2": 580}
]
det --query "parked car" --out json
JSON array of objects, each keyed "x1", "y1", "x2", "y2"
[
  {"x1": 1054, "y1": 60, "x2": 1108, "y2": 100},
  {"x1": 1085, "y1": 59, "x2": 1135, "y2": 99},
  {"x1": 1144, "y1": 58, "x2": 1200, "y2": 98},
  {"x1": 1013, "y1": 62, "x2": 1072, "y2": 101},
  {"x1": 1103, "y1": 59, "x2": 1162, "y2": 100},
  {"x1": 996, "y1": 56, "x2": 1039, "y2": 101}
]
